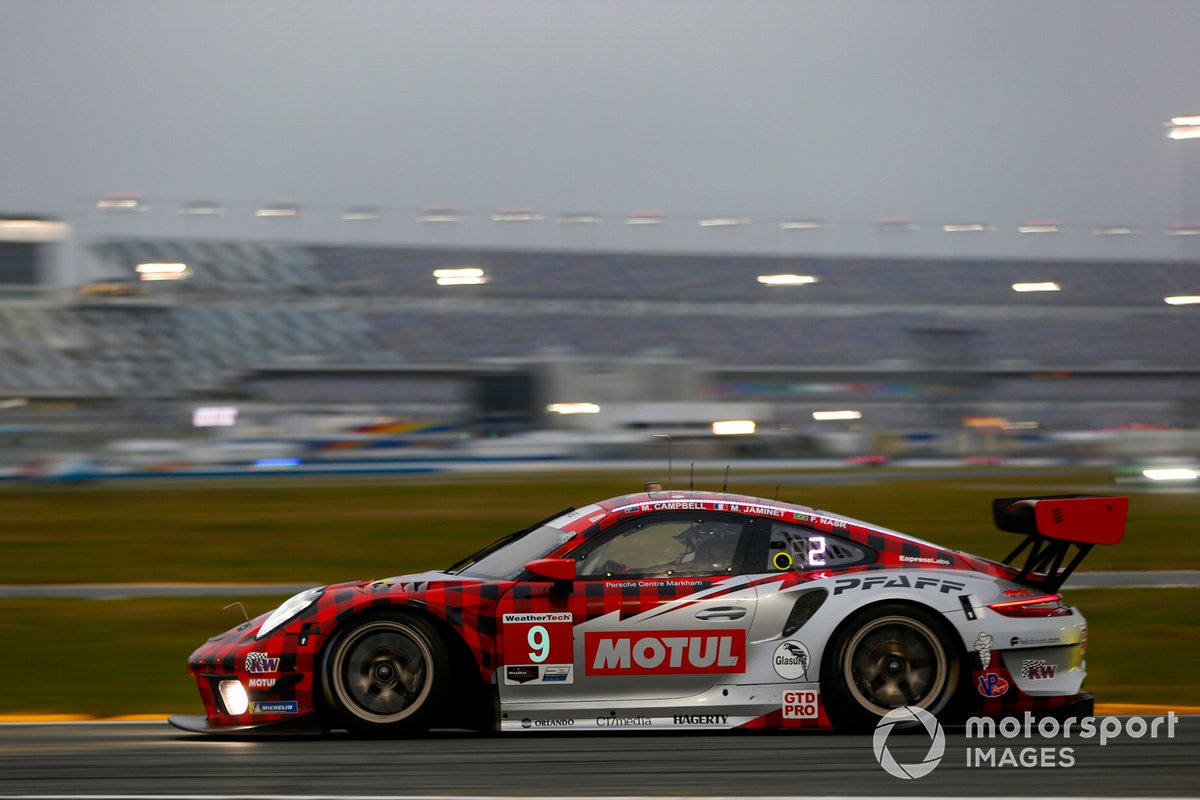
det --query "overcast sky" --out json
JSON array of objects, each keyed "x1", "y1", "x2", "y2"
[{"x1": 2, "y1": 0, "x2": 1198, "y2": 261}]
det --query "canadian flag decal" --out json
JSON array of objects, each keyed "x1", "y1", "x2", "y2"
[{"x1": 584, "y1": 630, "x2": 746, "y2": 675}]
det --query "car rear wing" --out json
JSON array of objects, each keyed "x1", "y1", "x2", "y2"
[{"x1": 992, "y1": 494, "x2": 1128, "y2": 591}]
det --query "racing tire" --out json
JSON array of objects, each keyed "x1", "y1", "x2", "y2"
[
  {"x1": 321, "y1": 612, "x2": 450, "y2": 737},
  {"x1": 821, "y1": 603, "x2": 961, "y2": 732}
]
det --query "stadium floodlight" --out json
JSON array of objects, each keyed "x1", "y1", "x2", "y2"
[
  {"x1": 547, "y1": 402, "x2": 601, "y2": 415},
  {"x1": 875, "y1": 217, "x2": 918, "y2": 232},
  {"x1": 492, "y1": 208, "x2": 543, "y2": 223},
  {"x1": 780, "y1": 219, "x2": 828, "y2": 230},
  {"x1": 1012, "y1": 282, "x2": 1061, "y2": 292},
  {"x1": 341, "y1": 207, "x2": 381, "y2": 222},
  {"x1": 556, "y1": 214, "x2": 603, "y2": 224},
  {"x1": 1018, "y1": 220, "x2": 1063, "y2": 234},
  {"x1": 0, "y1": 218, "x2": 69, "y2": 242},
  {"x1": 97, "y1": 194, "x2": 146, "y2": 212},
  {"x1": 135, "y1": 262, "x2": 189, "y2": 282},
  {"x1": 419, "y1": 206, "x2": 464, "y2": 223},
  {"x1": 812, "y1": 410, "x2": 862, "y2": 421},
  {"x1": 255, "y1": 203, "x2": 301, "y2": 218},
  {"x1": 1142, "y1": 468, "x2": 1198, "y2": 481},
  {"x1": 178, "y1": 201, "x2": 223, "y2": 216},
  {"x1": 698, "y1": 217, "x2": 750, "y2": 228},
  {"x1": 193, "y1": 406, "x2": 238, "y2": 427},
  {"x1": 1166, "y1": 115, "x2": 1200, "y2": 140},
  {"x1": 1165, "y1": 296, "x2": 1200, "y2": 305},
  {"x1": 433, "y1": 266, "x2": 487, "y2": 286},
  {"x1": 624, "y1": 210, "x2": 667, "y2": 225},
  {"x1": 943, "y1": 223, "x2": 991, "y2": 233},
  {"x1": 1167, "y1": 225, "x2": 1200, "y2": 236},
  {"x1": 1092, "y1": 226, "x2": 1137, "y2": 236},
  {"x1": 712, "y1": 420, "x2": 756, "y2": 436},
  {"x1": 757, "y1": 274, "x2": 818, "y2": 286}
]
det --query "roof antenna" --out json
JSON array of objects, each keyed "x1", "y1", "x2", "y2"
[
  {"x1": 689, "y1": 462, "x2": 694, "y2": 491},
  {"x1": 774, "y1": 484, "x2": 780, "y2": 501},
  {"x1": 223, "y1": 601, "x2": 249, "y2": 623},
  {"x1": 722, "y1": 465, "x2": 730, "y2": 493},
  {"x1": 654, "y1": 434, "x2": 673, "y2": 490}
]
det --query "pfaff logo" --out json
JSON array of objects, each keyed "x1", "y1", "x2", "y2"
[
  {"x1": 584, "y1": 630, "x2": 746, "y2": 675},
  {"x1": 245, "y1": 652, "x2": 280, "y2": 674},
  {"x1": 832, "y1": 575, "x2": 966, "y2": 595}
]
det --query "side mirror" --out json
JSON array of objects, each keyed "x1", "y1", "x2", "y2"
[{"x1": 525, "y1": 558, "x2": 576, "y2": 583}]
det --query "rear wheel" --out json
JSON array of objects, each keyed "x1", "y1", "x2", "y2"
[
  {"x1": 822, "y1": 604, "x2": 960, "y2": 731},
  {"x1": 321, "y1": 612, "x2": 449, "y2": 737}
]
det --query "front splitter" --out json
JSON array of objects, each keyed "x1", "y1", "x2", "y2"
[{"x1": 168, "y1": 713, "x2": 322, "y2": 736}]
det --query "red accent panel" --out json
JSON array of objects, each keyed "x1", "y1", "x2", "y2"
[{"x1": 1031, "y1": 496, "x2": 1127, "y2": 545}]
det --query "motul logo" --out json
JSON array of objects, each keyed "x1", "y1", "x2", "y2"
[{"x1": 584, "y1": 630, "x2": 746, "y2": 675}]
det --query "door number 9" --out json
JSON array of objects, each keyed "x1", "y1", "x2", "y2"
[{"x1": 528, "y1": 624, "x2": 550, "y2": 662}]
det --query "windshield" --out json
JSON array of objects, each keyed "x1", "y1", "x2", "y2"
[{"x1": 454, "y1": 525, "x2": 574, "y2": 581}]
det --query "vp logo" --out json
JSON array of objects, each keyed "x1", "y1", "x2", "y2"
[{"x1": 872, "y1": 706, "x2": 945, "y2": 780}]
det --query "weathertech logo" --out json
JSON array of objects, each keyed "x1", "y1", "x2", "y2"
[{"x1": 584, "y1": 630, "x2": 746, "y2": 675}]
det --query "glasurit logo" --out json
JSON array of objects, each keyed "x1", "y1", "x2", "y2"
[
  {"x1": 772, "y1": 640, "x2": 810, "y2": 680},
  {"x1": 584, "y1": 630, "x2": 746, "y2": 675}
]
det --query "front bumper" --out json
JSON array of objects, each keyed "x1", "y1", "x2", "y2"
[{"x1": 180, "y1": 613, "x2": 326, "y2": 733}]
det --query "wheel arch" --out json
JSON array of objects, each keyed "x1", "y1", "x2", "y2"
[
  {"x1": 816, "y1": 595, "x2": 972, "y2": 729},
  {"x1": 816, "y1": 595, "x2": 970, "y2": 682},
  {"x1": 314, "y1": 600, "x2": 492, "y2": 731}
]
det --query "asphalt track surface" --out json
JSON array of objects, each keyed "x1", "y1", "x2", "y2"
[{"x1": 1, "y1": 719, "x2": 1197, "y2": 797}]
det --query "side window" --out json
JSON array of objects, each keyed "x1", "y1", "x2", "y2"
[
  {"x1": 767, "y1": 523, "x2": 872, "y2": 571},
  {"x1": 572, "y1": 515, "x2": 749, "y2": 578}
]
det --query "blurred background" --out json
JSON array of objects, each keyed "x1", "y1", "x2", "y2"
[
  {"x1": 1, "y1": 0, "x2": 1199, "y2": 716},
  {"x1": 0, "y1": 0, "x2": 1197, "y2": 477}
]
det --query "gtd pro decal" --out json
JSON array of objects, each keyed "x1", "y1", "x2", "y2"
[
  {"x1": 832, "y1": 575, "x2": 965, "y2": 595},
  {"x1": 584, "y1": 630, "x2": 746, "y2": 675}
]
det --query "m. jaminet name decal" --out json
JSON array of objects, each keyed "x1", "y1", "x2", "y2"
[{"x1": 584, "y1": 630, "x2": 746, "y2": 675}]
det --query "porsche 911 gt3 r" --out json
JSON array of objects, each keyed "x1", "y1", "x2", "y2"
[{"x1": 169, "y1": 489, "x2": 1127, "y2": 736}]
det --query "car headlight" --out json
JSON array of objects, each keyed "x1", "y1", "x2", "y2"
[{"x1": 256, "y1": 586, "x2": 323, "y2": 639}]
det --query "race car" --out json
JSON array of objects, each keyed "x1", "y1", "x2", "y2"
[{"x1": 169, "y1": 489, "x2": 1127, "y2": 736}]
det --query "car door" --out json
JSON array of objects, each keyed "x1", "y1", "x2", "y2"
[{"x1": 497, "y1": 511, "x2": 759, "y2": 704}]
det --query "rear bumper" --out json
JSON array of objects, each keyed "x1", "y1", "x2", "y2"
[
  {"x1": 1047, "y1": 691, "x2": 1094, "y2": 719},
  {"x1": 168, "y1": 712, "x2": 322, "y2": 736}
]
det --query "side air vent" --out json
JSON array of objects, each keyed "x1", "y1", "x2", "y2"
[{"x1": 782, "y1": 588, "x2": 828, "y2": 637}]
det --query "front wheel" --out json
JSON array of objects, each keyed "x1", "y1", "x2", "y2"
[
  {"x1": 321, "y1": 612, "x2": 449, "y2": 737},
  {"x1": 822, "y1": 603, "x2": 961, "y2": 732}
]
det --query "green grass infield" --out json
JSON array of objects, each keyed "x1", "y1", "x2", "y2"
[{"x1": 2, "y1": 467, "x2": 1197, "y2": 584}]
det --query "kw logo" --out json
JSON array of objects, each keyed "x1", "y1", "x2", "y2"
[
  {"x1": 1021, "y1": 659, "x2": 1058, "y2": 680},
  {"x1": 245, "y1": 652, "x2": 280, "y2": 674}
]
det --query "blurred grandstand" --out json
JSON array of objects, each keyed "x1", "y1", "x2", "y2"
[{"x1": 0, "y1": 234, "x2": 1198, "y2": 471}]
